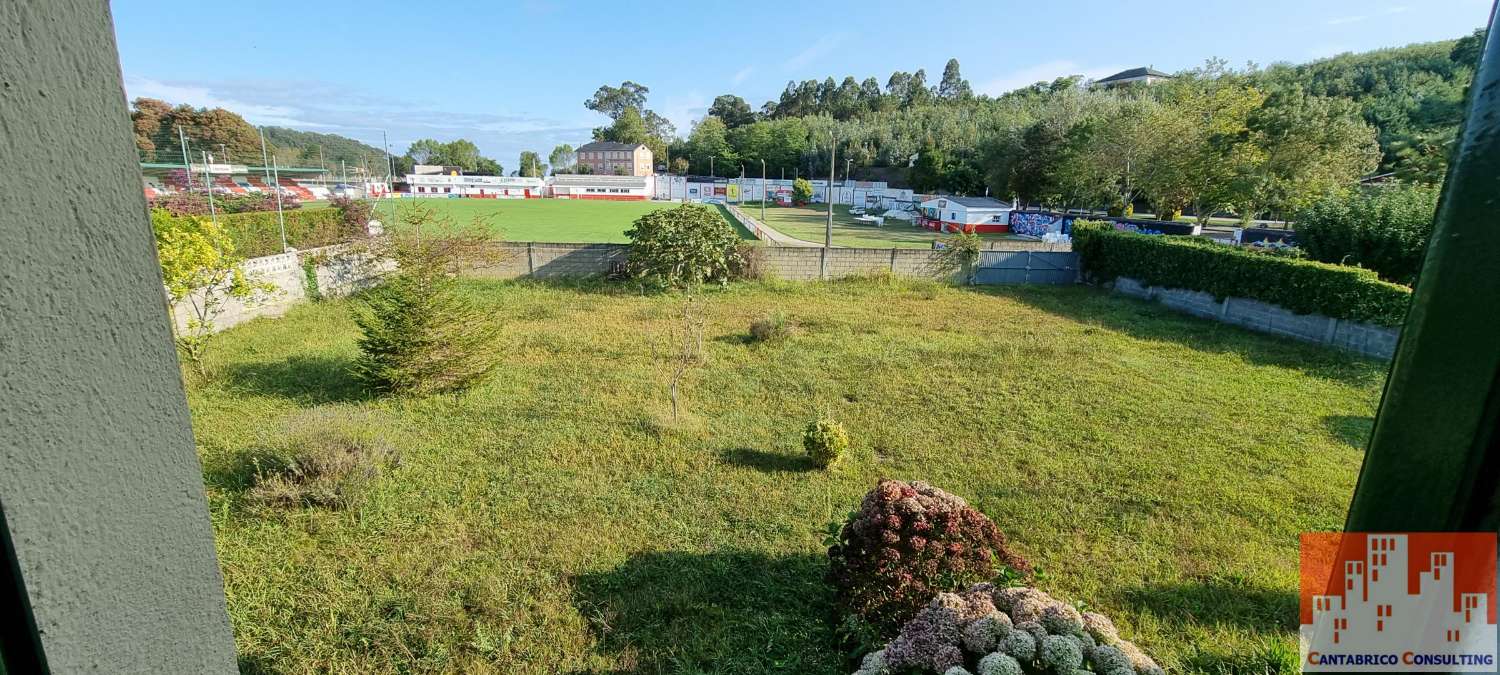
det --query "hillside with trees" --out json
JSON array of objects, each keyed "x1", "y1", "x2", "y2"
[
  {"x1": 650, "y1": 32, "x2": 1480, "y2": 221},
  {"x1": 130, "y1": 98, "x2": 505, "y2": 177}
]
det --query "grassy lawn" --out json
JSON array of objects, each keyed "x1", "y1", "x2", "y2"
[
  {"x1": 748, "y1": 203, "x2": 1019, "y2": 248},
  {"x1": 307, "y1": 198, "x2": 755, "y2": 243},
  {"x1": 187, "y1": 278, "x2": 1383, "y2": 673}
]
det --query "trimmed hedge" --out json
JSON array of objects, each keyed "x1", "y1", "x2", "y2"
[
  {"x1": 218, "y1": 208, "x2": 356, "y2": 258},
  {"x1": 1072, "y1": 221, "x2": 1411, "y2": 326}
]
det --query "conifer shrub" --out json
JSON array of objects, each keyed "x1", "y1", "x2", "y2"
[{"x1": 351, "y1": 204, "x2": 505, "y2": 395}]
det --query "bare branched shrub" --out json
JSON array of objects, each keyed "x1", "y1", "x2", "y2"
[{"x1": 649, "y1": 294, "x2": 707, "y2": 423}]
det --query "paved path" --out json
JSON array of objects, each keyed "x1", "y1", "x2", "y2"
[{"x1": 725, "y1": 204, "x2": 825, "y2": 247}]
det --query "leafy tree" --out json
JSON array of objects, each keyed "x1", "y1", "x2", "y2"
[
  {"x1": 474, "y1": 157, "x2": 503, "y2": 176},
  {"x1": 909, "y1": 137, "x2": 947, "y2": 192},
  {"x1": 937, "y1": 58, "x2": 972, "y2": 100},
  {"x1": 406, "y1": 139, "x2": 446, "y2": 165},
  {"x1": 708, "y1": 94, "x2": 757, "y2": 128},
  {"x1": 792, "y1": 177, "x2": 814, "y2": 205},
  {"x1": 625, "y1": 204, "x2": 744, "y2": 287},
  {"x1": 585, "y1": 81, "x2": 650, "y2": 118},
  {"x1": 600, "y1": 107, "x2": 649, "y2": 144},
  {"x1": 1238, "y1": 88, "x2": 1381, "y2": 220},
  {"x1": 152, "y1": 209, "x2": 275, "y2": 366},
  {"x1": 518, "y1": 151, "x2": 546, "y2": 177},
  {"x1": 1295, "y1": 183, "x2": 1439, "y2": 284},
  {"x1": 548, "y1": 144, "x2": 576, "y2": 173},
  {"x1": 686, "y1": 116, "x2": 736, "y2": 176}
]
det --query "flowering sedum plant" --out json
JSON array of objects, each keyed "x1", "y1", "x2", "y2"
[
  {"x1": 852, "y1": 583, "x2": 1164, "y2": 675},
  {"x1": 828, "y1": 480, "x2": 1032, "y2": 636}
]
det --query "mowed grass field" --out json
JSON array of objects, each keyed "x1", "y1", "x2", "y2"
[
  {"x1": 748, "y1": 202, "x2": 1020, "y2": 248},
  {"x1": 187, "y1": 278, "x2": 1384, "y2": 673},
  {"x1": 308, "y1": 198, "x2": 756, "y2": 243}
]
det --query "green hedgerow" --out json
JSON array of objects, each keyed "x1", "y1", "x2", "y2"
[
  {"x1": 802, "y1": 416, "x2": 849, "y2": 468},
  {"x1": 1071, "y1": 220, "x2": 1411, "y2": 326}
]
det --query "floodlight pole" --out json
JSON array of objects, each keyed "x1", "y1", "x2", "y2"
[
  {"x1": 200, "y1": 151, "x2": 218, "y2": 228},
  {"x1": 259, "y1": 127, "x2": 288, "y2": 253},
  {"x1": 760, "y1": 159, "x2": 766, "y2": 223},
  {"x1": 177, "y1": 125, "x2": 192, "y2": 189},
  {"x1": 383, "y1": 129, "x2": 397, "y2": 226},
  {"x1": 269, "y1": 153, "x2": 286, "y2": 242},
  {"x1": 709, "y1": 156, "x2": 714, "y2": 179}
]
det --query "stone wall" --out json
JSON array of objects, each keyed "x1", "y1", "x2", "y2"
[
  {"x1": 1113, "y1": 277, "x2": 1400, "y2": 359},
  {"x1": 202, "y1": 239, "x2": 1074, "y2": 335},
  {"x1": 171, "y1": 244, "x2": 390, "y2": 335}
]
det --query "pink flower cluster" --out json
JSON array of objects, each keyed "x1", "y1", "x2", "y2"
[{"x1": 828, "y1": 480, "x2": 1032, "y2": 635}]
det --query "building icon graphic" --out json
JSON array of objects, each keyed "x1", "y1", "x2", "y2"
[{"x1": 1301, "y1": 533, "x2": 1498, "y2": 672}]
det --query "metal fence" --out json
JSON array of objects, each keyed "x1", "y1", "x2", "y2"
[{"x1": 974, "y1": 250, "x2": 1079, "y2": 285}]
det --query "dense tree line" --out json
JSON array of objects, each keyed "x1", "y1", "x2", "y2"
[{"x1": 651, "y1": 32, "x2": 1479, "y2": 221}]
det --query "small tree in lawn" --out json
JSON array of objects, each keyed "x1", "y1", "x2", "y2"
[
  {"x1": 153, "y1": 209, "x2": 275, "y2": 368},
  {"x1": 350, "y1": 204, "x2": 505, "y2": 395},
  {"x1": 792, "y1": 177, "x2": 814, "y2": 205},
  {"x1": 625, "y1": 204, "x2": 743, "y2": 287}
]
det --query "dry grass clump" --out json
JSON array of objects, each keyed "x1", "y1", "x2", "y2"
[{"x1": 247, "y1": 408, "x2": 399, "y2": 509}]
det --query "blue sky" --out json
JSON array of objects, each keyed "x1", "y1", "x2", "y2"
[{"x1": 111, "y1": 0, "x2": 1491, "y2": 168}]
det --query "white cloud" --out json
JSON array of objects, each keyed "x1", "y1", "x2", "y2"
[
  {"x1": 123, "y1": 74, "x2": 592, "y2": 167},
  {"x1": 125, "y1": 76, "x2": 329, "y2": 128},
  {"x1": 1325, "y1": 5, "x2": 1409, "y2": 25},
  {"x1": 660, "y1": 91, "x2": 709, "y2": 136},
  {"x1": 783, "y1": 33, "x2": 846, "y2": 71},
  {"x1": 977, "y1": 61, "x2": 1125, "y2": 97},
  {"x1": 731, "y1": 66, "x2": 755, "y2": 86}
]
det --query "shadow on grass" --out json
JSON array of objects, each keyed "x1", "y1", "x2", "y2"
[
  {"x1": 237, "y1": 654, "x2": 285, "y2": 675},
  {"x1": 1123, "y1": 575, "x2": 1298, "y2": 634},
  {"x1": 223, "y1": 354, "x2": 369, "y2": 405},
  {"x1": 719, "y1": 446, "x2": 818, "y2": 473},
  {"x1": 1324, "y1": 415, "x2": 1374, "y2": 449},
  {"x1": 570, "y1": 550, "x2": 840, "y2": 674},
  {"x1": 989, "y1": 285, "x2": 1385, "y2": 384}
]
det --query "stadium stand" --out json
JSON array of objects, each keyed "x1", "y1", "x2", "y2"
[
  {"x1": 277, "y1": 177, "x2": 316, "y2": 200},
  {"x1": 213, "y1": 175, "x2": 246, "y2": 193}
]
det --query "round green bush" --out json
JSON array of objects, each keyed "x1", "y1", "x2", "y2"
[{"x1": 802, "y1": 417, "x2": 849, "y2": 468}]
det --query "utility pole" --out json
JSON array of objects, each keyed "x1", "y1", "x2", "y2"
[
  {"x1": 382, "y1": 129, "x2": 397, "y2": 225},
  {"x1": 258, "y1": 127, "x2": 287, "y2": 253},
  {"x1": 826, "y1": 135, "x2": 835, "y2": 252},
  {"x1": 709, "y1": 156, "x2": 714, "y2": 179},
  {"x1": 761, "y1": 159, "x2": 767, "y2": 223}
]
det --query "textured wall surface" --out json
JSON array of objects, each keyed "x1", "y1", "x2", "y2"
[
  {"x1": 1114, "y1": 277, "x2": 1399, "y2": 359},
  {"x1": 0, "y1": 2, "x2": 238, "y2": 672}
]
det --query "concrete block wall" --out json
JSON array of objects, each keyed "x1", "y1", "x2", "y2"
[
  {"x1": 194, "y1": 239, "x2": 1069, "y2": 335},
  {"x1": 1114, "y1": 276, "x2": 1400, "y2": 359}
]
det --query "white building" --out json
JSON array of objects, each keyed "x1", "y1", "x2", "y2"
[
  {"x1": 548, "y1": 174, "x2": 651, "y2": 200},
  {"x1": 917, "y1": 196, "x2": 1014, "y2": 234},
  {"x1": 405, "y1": 173, "x2": 544, "y2": 199}
]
